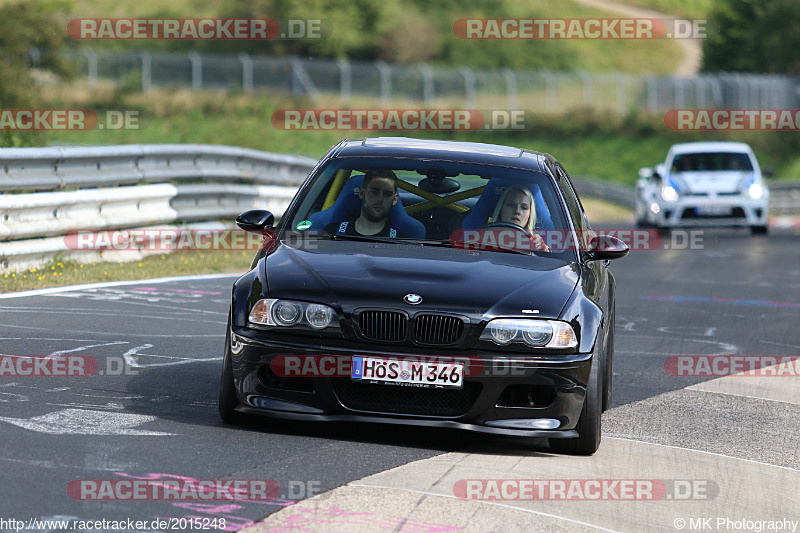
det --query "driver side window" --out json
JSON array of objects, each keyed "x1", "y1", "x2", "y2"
[{"x1": 556, "y1": 165, "x2": 594, "y2": 250}]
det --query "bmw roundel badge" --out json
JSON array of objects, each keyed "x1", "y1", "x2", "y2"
[{"x1": 404, "y1": 293, "x2": 422, "y2": 305}]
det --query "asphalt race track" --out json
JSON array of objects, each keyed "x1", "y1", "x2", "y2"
[{"x1": 1, "y1": 226, "x2": 798, "y2": 533}]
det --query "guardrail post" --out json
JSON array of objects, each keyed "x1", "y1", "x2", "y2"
[
  {"x1": 579, "y1": 71, "x2": 592, "y2": 108},
  {"x1": 674, "y1": 77, "x2": 686, "y2": 108},
  {"x1": 84, "y1": 48, "x2": 98, "y2": 89},
  {"x1": 138, "y1": 51, "x2": 152, "y2": 93},
  {"x1": 337, "y1": 58, "x2": 351, "y2": 103},
  {"x1": 503, "y1": 68, "x2": 517, "y2": 110},
  {"x1": 421, "y1": 64, "x2": 435, "y2": 107},
  {"x1": 615, "y1": 73, "x2": 625, "y2": 114},
  {"x1": 188, "y1": 51, "x2": 203, "y2": 90},
  {"x1": 376, "y1": 61, "x2": 391, "y2": 108},
  {"x1": 695, "y1": 76, "x2": 705, "y2": 108},
  {"x1": 541, "y1": 70, "x2": 556, "y2": 112},
  {"x1": 646, "y1": 76, "x2": 657, "y2": 113},
  {"x1": 460, "y1": 67, "x2": 476, "y2": 109},
  {"x1": 239, "y1": 53, "x2": 253, "y2": 93}
]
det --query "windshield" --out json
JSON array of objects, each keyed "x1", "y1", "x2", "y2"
[
  {"x1": 671, "y1": 152, "x2": 754, "y2": 172},
  {"x1": 284, "y1": 157, "x2": 576, "y2": 260}
]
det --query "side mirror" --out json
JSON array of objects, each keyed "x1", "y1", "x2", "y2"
[
  {"x1": 585, "y1": 234, "x2": 630, "y2": 261},
  {"x1": 638, "y1": 167, "x2": 653, "y2": 179},
  {"x1": 762, "y1": 167, "x2": 775, "y2": 178},
  {"x1": 236, "y1": 210, "x2": 274, "y2": 233}
]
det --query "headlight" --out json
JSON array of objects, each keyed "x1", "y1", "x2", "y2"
[
  {"x1": 305, "y1": 303, "x2": 334, "y2": 329},
  {"x1": 274, "y1": 301, "x2": 302, "y2": 325},
  {"x1": 481, "y1": 319, "x2": 577, "y2": 349},
  {"x1": 249, "y1": 298, "x2": 338, "y2": 329},
  {"x1": 661, "y1": 186, "x2": 679, "y2": 202},
  {"x1": 747, "y1": 183, "x2": 763, "y2": 200}
]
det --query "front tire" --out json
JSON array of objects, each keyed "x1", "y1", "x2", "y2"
[
  {"x1": 219, "y1": 321, "x2": 244, "y2": 424},
  {"x1": 549, "y1": 357, "x2": 602, "y2": 455},
  {"x1": 602, "y1": 305, "x2": 615, "y2": 412},
  {"x1": 750, "y1": 225, "x2": 768, "y2": 235}
]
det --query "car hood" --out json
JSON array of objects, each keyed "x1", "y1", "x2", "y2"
[
  {"x1": 263, "y1": 241, "x2": 579, "y2": 320},
  {"x1": 669, "y1": 170, "x2": 754, "y2": 195}
]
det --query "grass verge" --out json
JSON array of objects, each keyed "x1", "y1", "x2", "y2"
[{"x1": 0, "y1": 250, "x2": 253, "y2": 293}]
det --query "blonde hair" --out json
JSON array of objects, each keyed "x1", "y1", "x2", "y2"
[{"x1": 490, "y1": 185, "x2": 536, "y2": 232}]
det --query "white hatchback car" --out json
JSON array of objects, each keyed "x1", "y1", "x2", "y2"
[{"x1": 635, "y1": 142, "x2": 770, "y2": 234}]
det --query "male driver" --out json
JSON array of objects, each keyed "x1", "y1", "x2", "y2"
[{"x1": 326, "y1": 169, "x2": 407, "y2": 237}]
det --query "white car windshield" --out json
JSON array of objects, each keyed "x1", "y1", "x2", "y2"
[{"x1": 671, "y1": 152, "x2": 753, "y2": 172}]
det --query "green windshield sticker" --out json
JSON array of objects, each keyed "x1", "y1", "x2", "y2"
[{"x1": 296, "y1": 220, "x2": 313, "y2": 231}]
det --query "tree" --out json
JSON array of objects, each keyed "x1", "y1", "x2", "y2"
[
  {"x1": 703, "y1": 0, "x2": 800, "y2": 73},
  {"x1": 0, "y1": 1, "x2": 73, "y2": 146}
]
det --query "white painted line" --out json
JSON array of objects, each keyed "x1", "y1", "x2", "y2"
[
  {"x1": 0, "y1": 408, "x2": 175, "y2": 435},
  {"x1": 0, "y1": 273, "x2": 239, "y2": 299},
  {"x1": 348, "y1": 484, "x2": 620, "y2": 533},
  {"x1": 684, "y1": 387, "x2": 800, "y2": 406},
  {"x1": 605, "y1": 436, "x2": 800, "y2": 472}
]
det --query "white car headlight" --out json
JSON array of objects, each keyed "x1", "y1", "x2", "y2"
[
  {"x1": 661, "y1": 186, "x2": 679, "y2": 202},
  {"x1": 747, "y1": 183, "x2": 763, "y2": 200},
  {"x1": 249, "y1": 298, "x2": 338, "y2": 329},
  {"x1": 481, "y1": 319, "x2": 577, "y2": 348}
]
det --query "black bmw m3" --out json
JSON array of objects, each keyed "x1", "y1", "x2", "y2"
[{"x1": 219, "y1": 137, "x2": 628, "y2": 455}]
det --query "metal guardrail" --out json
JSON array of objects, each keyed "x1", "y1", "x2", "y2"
[
  {"x1": 766, "y1": 181, "x2": 800, "y2": 215},
  {"x1": 571, "y1": 178, "x2": 636, "y2": 209},
  {"x1": 0, "y1": 145, "x2": 316, "y2": 271},
  {"x1": 1, "y1": 144, "x2": 798, "y2": 273}
]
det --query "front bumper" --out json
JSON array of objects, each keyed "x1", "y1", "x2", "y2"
[
  {"x1": 654, "y1": 195, "x2": 768, "y2": 228},
  {"x1": 229, "y1": 326, "x2": 593, "y2": 438}
]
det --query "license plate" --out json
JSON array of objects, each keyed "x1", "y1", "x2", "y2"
[
  {"x1": 695, "y1": 205, "x2": 732, "y2": 216},
  {"x1": 351, "y1": 356, "x2": 464, "y2": 388}
]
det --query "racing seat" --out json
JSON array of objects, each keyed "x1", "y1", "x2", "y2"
[
  {"x1": 461, "y1": 178, "x2": 554, "y2": 231},
  {"x1": 307, "y1": 174, "x2": 426, "y2": 238}
]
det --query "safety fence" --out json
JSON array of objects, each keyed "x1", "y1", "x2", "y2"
[{"x1": 70, "y1": 51, "x2": 799, "y2": 114}]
